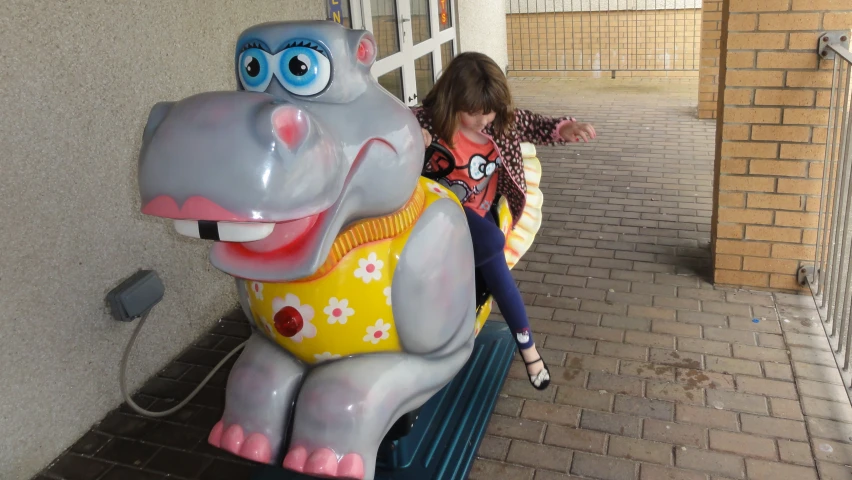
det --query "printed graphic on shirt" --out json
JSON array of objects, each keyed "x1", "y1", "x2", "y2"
[{"x1": 426, "y1": 133, "x2": 501, "y2": 217}]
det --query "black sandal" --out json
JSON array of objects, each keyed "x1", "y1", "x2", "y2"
[{"x1": 523, "y1": 356, "x2": 551, "y2": 390}]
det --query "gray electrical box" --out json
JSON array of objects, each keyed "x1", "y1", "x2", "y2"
[{"x1": 106, "y1": 269, "x2": 165, "y2": 322}]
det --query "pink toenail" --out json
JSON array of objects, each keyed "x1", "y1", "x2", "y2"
[
  {"x1": 220, "y1": 424, "x2": 245, "y2": 454},
  {"x1": 338, "y1": 453, "x2": 366, "y2": 479},
  {"x1": 208, "y1": 421, "x2": 224, "y2": 447},
  {"x1": 283, "y1": 445, "x2": 309, "y2": 472},
  {"x1": 240, "y1": 433, "x2": 272, "y2": 463},
  {"x1": 305, "y1": 448, "x2": 338, "y2": 476}
]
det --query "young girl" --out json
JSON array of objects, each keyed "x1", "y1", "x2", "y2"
[{"x1": 413, "y1": 52, "x2": 596, "y2": 390}]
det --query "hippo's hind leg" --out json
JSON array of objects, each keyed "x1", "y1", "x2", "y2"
[
  {"x1": 209, "y1": 332, "x2": 305, "y2": 464},
  {"x1": 282, "y1": 337, "x2": 474, "y2": 480}
]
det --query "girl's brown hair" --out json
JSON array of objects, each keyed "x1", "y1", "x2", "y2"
[{"x1": 421, "y1": 52, "x2": 514, "y2": 146}]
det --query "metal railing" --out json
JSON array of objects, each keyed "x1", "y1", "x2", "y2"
[
  {"x1": 506, "y1": 0, "x2": 703, "y2": 73},
  {"x1": 799, "y1": 31, "x2": 852, "y2": 389}
]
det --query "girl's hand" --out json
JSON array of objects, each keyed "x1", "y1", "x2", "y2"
[
  {"x1": 421, "y1": 128, "x2": 433, "y2": 147},
  {"x1": 560, "y1": 122, "x2": 597, "y2": 143}
]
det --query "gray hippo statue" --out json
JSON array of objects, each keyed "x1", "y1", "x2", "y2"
[{"x1": 137, "y1": 21, "x2": 479, "y2": 479}]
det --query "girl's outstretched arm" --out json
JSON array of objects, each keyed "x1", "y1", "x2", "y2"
[{"x1": 514, "y1": 108, "x2": 596, "y2": 145}]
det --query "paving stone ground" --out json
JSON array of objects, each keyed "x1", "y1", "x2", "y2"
[
  {"x1": 33, "y1": 78, "x2": 852, "y2": 480},
  {"x1": 472, "y1": 77, "x2": 852, "y2": 480}
]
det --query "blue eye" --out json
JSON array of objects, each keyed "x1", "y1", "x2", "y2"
[
  {"x1": 238, "y1": 48, "x2": 273, "y2": 92},
  {"x1": 278, "y1": 46, "x2": 331, "y2": 96}
]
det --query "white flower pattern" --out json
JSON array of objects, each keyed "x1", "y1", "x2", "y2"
[
  {"x1": 354, "y1": 252, "x2": 383, "y2": 284},
  {"x1": 363, "y1": 319, "x2": 392, "y2": 344},
  {"x1": 257, "y1": 316, "x2": 274, "y2": 337},
  {"x1": 383, "y1": 286, "x2": 392, "y2": 306},
  {"x1": 272, "y1": 294, "x2": 316, "y2": 343},
  {"x1": 251, "y1": 282, "x2": 264, "y2": 300},
  {"x1": 323, "y1": 297, "x2": 354, "y2": 325},
  {"x1": 314, "y1": 352, "x2": 341, "y2": 362},
  {"x1": 425, "y1": 181, "x2": 450, "y2": 198}
]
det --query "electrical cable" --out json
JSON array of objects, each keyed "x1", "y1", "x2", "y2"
[{"x1": 118, "y1": 308, "x2": 246, "y2": 418}]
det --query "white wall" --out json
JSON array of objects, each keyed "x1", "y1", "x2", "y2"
[
  {"x1": 507, "y1": 0, "x2": 702, "y2": 14},
  {"x1": 457, "y1": 0, "x2": 510, "y2": 73},
  {"x1": 0, "y1": 1, "x2": 325, "y2": 479}
]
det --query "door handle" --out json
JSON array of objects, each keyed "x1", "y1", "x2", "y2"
[{"x1": 400, "y1": 17, "x2": 410, "y2": 41}]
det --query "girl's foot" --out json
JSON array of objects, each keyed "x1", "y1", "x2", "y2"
[{"x1": 519, "y1": 345, "x2": 551, "y2": 390}]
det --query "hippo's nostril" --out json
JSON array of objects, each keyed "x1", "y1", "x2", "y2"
[{"x1": 272, "y1": 106, "x2": 309, "y2": 151}]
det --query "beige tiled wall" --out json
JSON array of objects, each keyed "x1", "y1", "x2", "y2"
[
  {"x1": 506, "y1": 9, "x2": 702, "y2": 77},
  {"x1": 699, "y1": 0, "x2": 723, "y2": 118},
  {"x1": 712, "y1": 0, "x2": 852, "y2": 291}
]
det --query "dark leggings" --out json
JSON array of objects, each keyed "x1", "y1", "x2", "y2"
[{"x1": 465, "y1": 207, "x2": 534, "y2": 350}]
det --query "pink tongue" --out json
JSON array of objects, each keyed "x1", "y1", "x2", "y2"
[{"x1": 241, "y1": 216, "x2": 318, "y2": 253}]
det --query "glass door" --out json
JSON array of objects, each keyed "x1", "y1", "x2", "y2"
[{"x1": 350, "y1": 0, "x2": 457, "y2": 107}]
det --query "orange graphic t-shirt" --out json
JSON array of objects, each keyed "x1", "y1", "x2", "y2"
[{"x1": 430, "y1": 132, "x2": 502, "y2": 217}]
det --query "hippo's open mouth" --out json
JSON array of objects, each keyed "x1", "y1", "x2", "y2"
[
  {"x1": 141, "y1": 137, "x2": 396, "y2": 258},
  {"x1": 142, "y1": 194, "x2": 321, "y2": 252}
]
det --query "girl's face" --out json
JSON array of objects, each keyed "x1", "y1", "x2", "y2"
[{"x1": 459, "y1": 111, "x2": 496, "y2": 133}]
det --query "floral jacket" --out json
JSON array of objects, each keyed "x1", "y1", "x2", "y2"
[{"x1": 412, "y1": 107, "x2": 573, "y2": 227}]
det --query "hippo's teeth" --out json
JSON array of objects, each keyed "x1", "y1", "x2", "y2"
[
  {"x1": 217, "y1": 222, "x2": 277, "y2": 242},
  {"x1": 174, "y1": 220, "x2": 275, "y2": 242}
]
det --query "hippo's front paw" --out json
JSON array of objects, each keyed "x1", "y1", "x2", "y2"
[
  {"x1": 208, "y1": 420, "x2": 273, "y2": 464},
  {"x1": 282, "y1": 446, "x2": 365, "y2": 479}
]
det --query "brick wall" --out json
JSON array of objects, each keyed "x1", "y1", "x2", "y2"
[
  {"x1": 712, "y1": 0, "x2": 852, "y2": 291},
  {"x1": 507, "y1": 9, "x2": 702, "y2": 77},
  {"x1": 698, "y1": 0, "x2": 723, "y2": 118}
]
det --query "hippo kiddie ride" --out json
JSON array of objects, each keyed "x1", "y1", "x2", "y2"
[{"x1": 135, "y1": 21, "x2": 544, "y2": 480}]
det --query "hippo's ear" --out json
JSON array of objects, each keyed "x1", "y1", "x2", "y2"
[
  {"x1": 142, "y1": 101, "x2": 174, "y2": 144},
  {"x1": 353, "y1": 31, "x2": 377, "y2": 67}
]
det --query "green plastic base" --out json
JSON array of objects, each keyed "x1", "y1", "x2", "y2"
[{"x1": 251, "y1": 320, "x2": 515, "y2": 480}]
